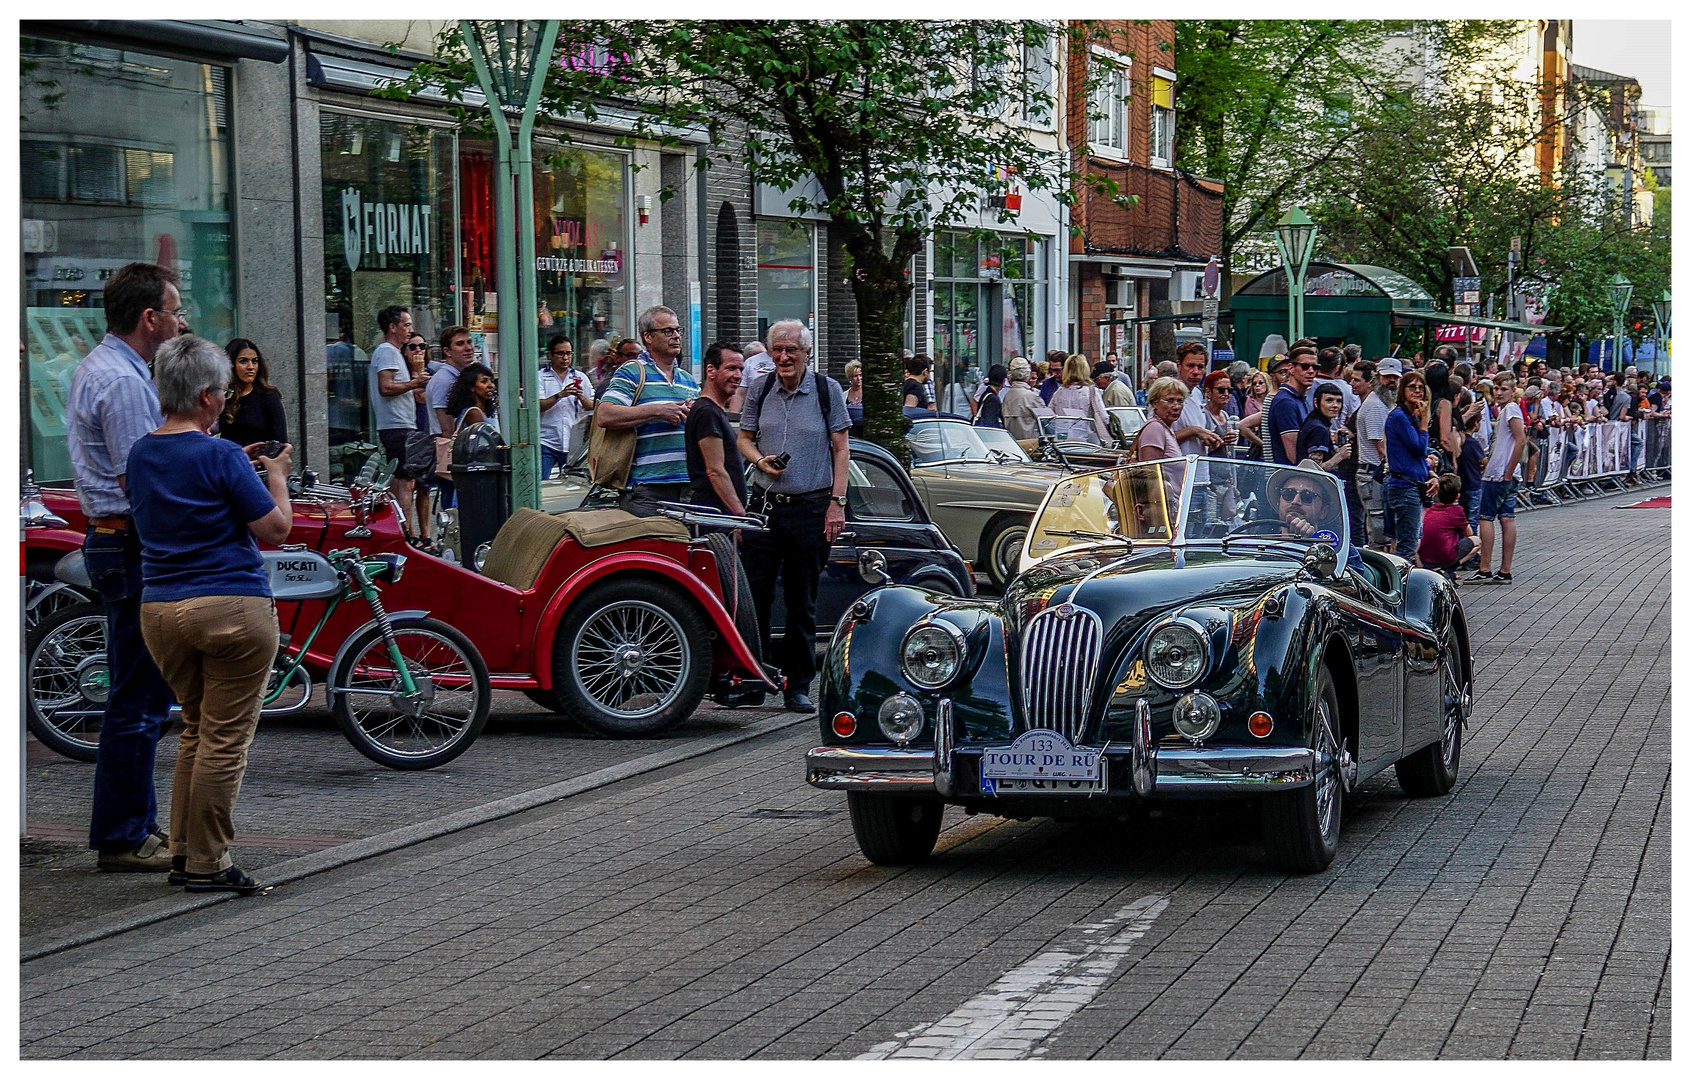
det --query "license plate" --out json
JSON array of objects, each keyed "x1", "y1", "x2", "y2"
[
  {"x1": 980, "y1": 729, "x2": 1107, "y2": 795},
  {"x1": 980, "y1": 759, "x2": 1108, "y2": 796}
]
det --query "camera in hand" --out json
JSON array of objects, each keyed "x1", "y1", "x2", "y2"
[
  {"x1": 770, "y1": 451, "x2": 792, "y2": 471},
  {"x1": 255, "y1": 441, "x2": 285, "y2": 461}
]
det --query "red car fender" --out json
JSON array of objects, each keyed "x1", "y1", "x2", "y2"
[{"x1": 533, "y1": 551, "x2": 775, "y2": 690}]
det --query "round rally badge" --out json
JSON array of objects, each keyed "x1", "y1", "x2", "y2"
[{"x1": 1312, "y1": 530, "x2": 1340, "y2": 543}]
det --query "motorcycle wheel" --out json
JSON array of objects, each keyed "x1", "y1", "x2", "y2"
[
  {"x1": 26, "y1": 602, "x2": 109, "y2": 762},
  {"x1": 328, "y1": 617, "x2": 491, "y2": 770}
]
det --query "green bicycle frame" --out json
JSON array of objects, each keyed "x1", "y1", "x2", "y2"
[{"x1": 264, "y1": 551, "x2": 418, "y2": 704}]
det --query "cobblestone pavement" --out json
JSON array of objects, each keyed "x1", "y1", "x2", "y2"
[
  {"x1": 19, "y1": 489, "x2": 1669, "y2": 1059},
  {"x1": 22, "y1": 694, "x2": 796, "y2": 939}
]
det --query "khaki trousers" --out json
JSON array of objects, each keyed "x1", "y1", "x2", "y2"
[{"x1": 139, "y1": 595, "x2": 278, "y2": 874}]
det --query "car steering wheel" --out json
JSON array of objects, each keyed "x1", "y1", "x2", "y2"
[{"x1": 1224, "y1": 518, "x2": 1293, "y2": 539}]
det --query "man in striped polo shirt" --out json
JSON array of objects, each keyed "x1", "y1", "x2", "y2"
[{"x1": 594, "y1": 305, "x2": 700, "y2": 501}]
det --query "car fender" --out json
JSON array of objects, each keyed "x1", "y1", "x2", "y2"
[
  {"x1": 323, "y1": 609, "x2": 430, "y2": 696},
  {"x1": 532, "y1": 551, "x2": 775, "y2": 689}
]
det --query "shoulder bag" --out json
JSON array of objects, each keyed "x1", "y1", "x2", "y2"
[{"x1": 587, "y1": 362, "x2": 649, "y2": 489}]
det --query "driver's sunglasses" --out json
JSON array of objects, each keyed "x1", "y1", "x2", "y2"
[{"x1": 1278, "y1": 488, "x2": 1325, "y2": 507}]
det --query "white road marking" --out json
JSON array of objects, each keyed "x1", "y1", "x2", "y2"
[{"x1": 857, "y1": 893, "x2": 1169, "y2": 1060}]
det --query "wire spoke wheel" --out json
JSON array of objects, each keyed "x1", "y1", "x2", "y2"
[
  {"x1": 553, "y1": 579, "x2": 712, "y2": 738},
  {"x1": 329, "y1": 618, "x2": 490, "y2": 770},
  {"x1": 571, "y1": 599, "x2": 690, "y2": 719},
  {"x1": 26, "y1": 602, "x2": 109, "y2": 761}
]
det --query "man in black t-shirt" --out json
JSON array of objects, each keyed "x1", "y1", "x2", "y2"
[
  {"x1": 686, "y1": 342, "x2": 749, "y2": 515},
  {"x1": 903, "y1": 355, "x2": 936, "y2": 413}
]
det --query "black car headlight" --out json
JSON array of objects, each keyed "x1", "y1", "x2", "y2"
[
  {"x1": 899, "y1": 620, "x2": 966, "y2": 690},
  {"x1": 1144, "y1": 620, "x2": 1209, "y2": 690}
]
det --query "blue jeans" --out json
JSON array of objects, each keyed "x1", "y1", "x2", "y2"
[
  {"x1": 1461, "y1": 490, "x2": 1480, "y2": 534},
  {"x1": 1385, "y1": 484, "x2": 1423, "y2": 561},
  {"x1": 83, "y1": 524, "x2": 173, "y2": 853},
  {"x1": 541, "y1": 445, "x2": 568, "y2": 480}
]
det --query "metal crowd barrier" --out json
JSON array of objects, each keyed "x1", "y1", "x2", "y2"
[{"x1": 1517, "y1": 417, "x2": 1670, "y2": 509}]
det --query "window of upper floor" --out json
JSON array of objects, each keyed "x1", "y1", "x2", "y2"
[
  {"x1": 1150, "y1": 70, "x2": 1175, "y2": 169},
  {"x1": 1088, "y1": 48, "x2": 1131, "y2": 159}
]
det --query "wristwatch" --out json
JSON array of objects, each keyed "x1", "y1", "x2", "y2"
[{"x1": 831, "y1": 495, "x2": 847, "y2": 506}]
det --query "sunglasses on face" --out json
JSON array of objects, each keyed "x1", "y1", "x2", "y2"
[
  {"x1": 1277, "y1": 488, "x2": 1325, "y2": 507},
  {"x1": 1293, "y1": 362, "x2": 1317, "y2": 371}
]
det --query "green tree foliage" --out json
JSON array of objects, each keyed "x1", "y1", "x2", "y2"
[
  {"x1": 389, "y1": 20, "x2": 1126, "y2": 458},
  {"x1": 1171, "y1": 20, "x2": 1390, "y2": 296}
]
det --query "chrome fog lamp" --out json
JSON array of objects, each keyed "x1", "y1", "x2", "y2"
[
  {"x1": 877, "y1": 693, "x2": 926, "y2": 744},
  {"x1": 1144, "y1": 621, "x2": 1208, "y2": 689},
  {"x1": 899, "y1": 621, "x2": 966, "y2": 690},
  {"x1": 1172, "y1": 691, "x2": 1223, "y2": 743}
]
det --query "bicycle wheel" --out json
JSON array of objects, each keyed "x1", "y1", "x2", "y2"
[
  {"x1": 327, "y1": 616, "x2": 490, "y2": 770},
  {"x1": 26, "y1": 602, "x2": 108, "y2": 761}
]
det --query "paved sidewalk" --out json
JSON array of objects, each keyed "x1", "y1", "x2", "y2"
[
  {"x1": 22, "y1": 694, "x2": 797, "y2": 940},
  {"x1": 19, "y1": 489, "x2": 1670, "y2": 1059}
]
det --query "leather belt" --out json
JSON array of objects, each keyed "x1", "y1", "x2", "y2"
[
  {"x1": 765, "y1": 487, "x2": 832, "y2": 506},
  {"x1": 89, "y1": 515, "x2": 132, "y2": 530}
]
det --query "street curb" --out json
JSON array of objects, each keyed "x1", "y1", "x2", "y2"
[{"x1": 21, "y1": 711, "x2": 811, "y2": 964}]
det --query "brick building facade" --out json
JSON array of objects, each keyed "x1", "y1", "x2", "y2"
[{"x1": 1066, "y1": 20, "x2": 1223, "y2": 378}]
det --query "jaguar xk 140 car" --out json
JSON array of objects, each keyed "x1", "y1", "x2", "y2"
[{"x1": 807, "y1": 457, "x2": 1472, "y2": 873}]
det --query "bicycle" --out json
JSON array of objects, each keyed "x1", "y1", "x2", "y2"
[{"x1": 25, "y1": 459, "x2": 492, "y2": 770}]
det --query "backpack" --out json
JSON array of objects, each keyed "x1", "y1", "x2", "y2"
[
  {"x1": 751, "y1": 369, "x2": 839, "y2": 432},
  {"x1": 974, "y1": 388, "x2": 1004, "y2": 428}
]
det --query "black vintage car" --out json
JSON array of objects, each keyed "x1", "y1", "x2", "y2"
[{"x1": 807, "y1": 457, "x2": 1472, "y2": 873}]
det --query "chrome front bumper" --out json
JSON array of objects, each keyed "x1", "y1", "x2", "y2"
[{"x1": 807, "y1": 695, "x2": 1316, "y2": 795}]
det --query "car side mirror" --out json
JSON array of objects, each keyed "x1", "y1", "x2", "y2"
[
  {"x1": 858, "y1": 548, "x2": 889, "y2": 585},
  {"x1": 1301, "y1": 542, "x2": 1339, "y2": 581}
]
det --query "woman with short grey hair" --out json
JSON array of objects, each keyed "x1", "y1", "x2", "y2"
[{"x1": 127, "y1": 334, "x2": 293, "y2": 895}]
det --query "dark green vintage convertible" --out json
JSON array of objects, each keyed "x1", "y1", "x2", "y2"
[{"x1": 807, "y1": 457, "x2": 1472, "y2": 873}]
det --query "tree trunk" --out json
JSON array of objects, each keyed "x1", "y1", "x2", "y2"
[{"x1": 840, "y1": 232, "x2": 915, "y2": 467}]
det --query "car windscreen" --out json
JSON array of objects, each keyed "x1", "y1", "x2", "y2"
[{"x1": 1024, "y1": 458, "x2": 1350, "y2": 569}]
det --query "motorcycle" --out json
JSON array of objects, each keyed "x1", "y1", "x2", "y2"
[{"x1": 25, "y1": 456, "x2": 493, "y2": 770}]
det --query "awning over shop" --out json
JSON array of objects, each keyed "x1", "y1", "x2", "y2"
[
  {"x1": 1394, "y1": 310, "x2": 1564, "y2": 335},
  {"x1": 24, "y1": 20, "x2": 290, "y2": 63}
]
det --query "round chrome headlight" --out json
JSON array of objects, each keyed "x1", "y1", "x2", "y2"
[
  {"x1": 1144, "y1": 621, "x2": 1209, "y2": 689},
  {"x1": 877, "y1": 693, "x2": 926, "y2": 744},
  {"x1": 1172, "y1": 691, "x2": 1223, "y2": 743},
  {"x1": 900, "y1": 621, "x2": 966, "y2": 690}
]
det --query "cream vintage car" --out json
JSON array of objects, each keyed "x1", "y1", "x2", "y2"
[{"x1": 905, "y1": 416, "x2": 1069, "y2": 588}]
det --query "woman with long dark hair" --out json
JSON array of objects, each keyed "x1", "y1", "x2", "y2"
[
  {"x1": 1383, "y1": 369, "x2": 1437, "y2": 561},
  {"x1": 1425, "y1": 359, "x2": 1459, "y2": 471},
  {"x1": 445, "y1": 362, "x2": 498, "y2": 433},
  {"x1": 218, "y1": 338, "x2": 287, "y2": 447}
]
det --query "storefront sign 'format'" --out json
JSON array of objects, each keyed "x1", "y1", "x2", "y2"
[{"x1": 342, "y1": 188, "x2": 433, "y2": 272}]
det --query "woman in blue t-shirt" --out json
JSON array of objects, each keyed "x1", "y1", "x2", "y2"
[
  {"x1": 128, "y1": 335, "x2": 293, "y2": 896},
  {"x1": 1383, "y1": 369, "x2": 1438, "y2": 561}
]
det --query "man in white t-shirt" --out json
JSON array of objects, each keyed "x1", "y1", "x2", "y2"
[
  {"x1": 1474, "y1": 374, "x2": 1525, "y2": 583},
  {"x1": 537, "y1": 333, "x2": 594, "y2": 479},
  {"x1": 1171, "y1": 342, "x2": 1225, "y2": 486},
  {"x1": 367, "y1": 305, "x2": 430, "y2": 528}
]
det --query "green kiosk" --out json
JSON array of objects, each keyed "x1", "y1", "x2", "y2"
[{"x1": 1229, "y1": 262, "x2": 1436, "y2": 361}]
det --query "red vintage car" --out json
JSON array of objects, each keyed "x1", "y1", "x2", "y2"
[{"x1": 24, "y1": 463, "x2": 777, "y2": 755}]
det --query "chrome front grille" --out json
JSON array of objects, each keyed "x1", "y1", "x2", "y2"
[{"x1": 1019, "y1": 604, "x2": 1104, "y2": 742}]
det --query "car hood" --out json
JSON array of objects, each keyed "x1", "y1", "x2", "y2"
[
  {"x1": 917, "y1": 460, "x2": 1064, "y2": 486},
  {"x1": 1001, "y1": 545, "x2": 1301, "y2": 638}
]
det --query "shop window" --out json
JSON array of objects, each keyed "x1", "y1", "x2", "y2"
[
  {"x1": 320, "y1": 112, "x2": 455, "y2": 481},
  {"x1": 21, "y1": 36, "x2": 236, "y2": 482},
  {"x1": 931, "y1": 229, "x2": 1046, "y2": 414},
  {"x1": 756, "y1": 219, "x2": 816, "y2": 342}
]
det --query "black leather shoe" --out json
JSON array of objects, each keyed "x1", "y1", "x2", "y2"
[
  {"x1": 784, "y1": 692, "x2": 815, "y2": 713},
  {"x1": 168, "y1": 855, "x2": 187, "y2": 886},
  {"x1": 184, "y1": 866, "x2": 266, "y2": 895}
]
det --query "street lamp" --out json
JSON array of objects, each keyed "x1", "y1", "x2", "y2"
[
  {"x1": 1608, "y1": 271, "x2": 1633, "y2": 372},
  {"x1": 462, "y1": 19, "x2": 560, "y2": 511},
  {"x1": 1652, "y1": 290, "x2": 1671, "y2": 376},
  {"x1": 1272, "y1": 207, "x2": 1317, "y2": 344}
]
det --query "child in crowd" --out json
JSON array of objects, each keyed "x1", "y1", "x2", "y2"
[{"x1": 1417, "y1": 472, "x2": 1477, "y2": 579}]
